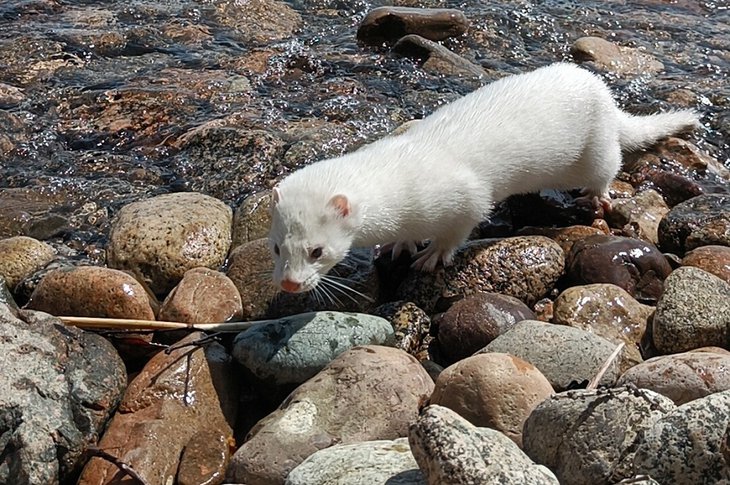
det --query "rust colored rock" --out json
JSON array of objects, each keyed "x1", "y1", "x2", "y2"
[
  {"x1": 517, "y1": 225, "x2": 607, "y2": 262},
  {"x1": 226, "y1": 239, "x2": 279, "y2": 320},
  {"x1": 0, "y1": 236, "x2": 55, "y2": 290},
  {"x1": 357, "y1": 7, "x2": 470, "y2": 45},
  {"x1": 159, "y1": 267, "x2": 243, "y2": 323},
  {"x1": 79, "y1": 332, "x2": 238, "y2": 485},
  {"x1": 435, "y1": 292, "x2": 535, "y2": 365},
  {"x1": 431, "y1": 353, "x2": 553, "y2": 447},
  {"x1": 392, "y1": 34, "x2": 485, "y2": 79},
  {"x1": 571, "y1": 36, "x2": 664, "y2": 75},
  {"x1": 107, "y1": 192, "x2": 232, "y2": 296},
  {"x1": 608, "y1": 189, "x2": 669, "y2": 245},
  {"x1": 682, "y1": 245, "x2": 730, "y2": 283},
  {"x1": 655, "y1": 137, "x2": 730, "y2": 180},
  {"x1": 26, "y1": 266, "x2": 156, "y2": 320},
  {"x1": 177, "y1": 430, "x2": 230, "y2": 485},
  {"x1": 567, "y1": 235, "x2": 672, "y2": 304}
]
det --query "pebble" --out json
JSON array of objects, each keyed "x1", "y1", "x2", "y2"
[
  {"x1": 480, "y1": 320, "x2": 621, "y2": 391},
  {"x1": 159, "y1": 267, "x2": 243, "y2": 323},
  {"x1": 652, "y1": 266, "x2": 730, "y2": 354},
  {"x1": 1, "y1": 304, "x2": 126, "y2": 485},
  {"x1": 681, "y1": 244, "x2": 730, "y2": 283},
  {"x1": 430, "y1": 353, "x2": 553, "y2": 446},
  {"x1": 227, "y1": 345, "x2": 434, "y2": 484},
  {"x1": 658, "y1": 194, "x2": 730, "y2": 255},
  {"x1": 409, "y1": 404, "x2": 559, "y2": 484},
  {"x1": 232, "y1": 311, "x2": 394, "y2": 385},
  {"x1": 552, "y1": 283, "x2": 653, "y2": 370},
  {"x1": 26, "y1": 265, "x2": 156, "y2": 320},
  {"x1": 107, "y1": 192, "x2": 233, "y2": 295},
  {"x1": 523, "y1": 387, "x2": 675, "y2": 485},
  {"x1": 0, "y1": 236, "x2": 55, "y2": 290},
  {"x1": 433, "y1": 291, "x2": 535, "y2": 364},
  {"x1": 285, "y1": 437, "x2": 425, "y2": 485},
  {"x1": 397, "y1": 236, "x2": 565, "y2": 314},
  {"x1": 617, "y1": 351, "x2": 730, "y2": 404},
  {"x1": 566, "y1": 235, "x2": 672, "y2": 304},
  {"x1": 570, "y1": 36, "x2": 664, "y2": 75},
  {"x1": 392, "y1": 34, "x2": 486, "y2": 79},
  {"x1": 79, "y1": 332, "x2": 238, "y2": 485},
  {"x1": 357, "y1": 7, "x2": 470, "y2": 45},
  {"x1": 607, "y1": 189, "x2": 669, "y2": 245}
]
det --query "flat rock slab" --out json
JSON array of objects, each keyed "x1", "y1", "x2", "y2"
[{"x1": 358, "y1": 7, "x2": 470, "y2": 44}]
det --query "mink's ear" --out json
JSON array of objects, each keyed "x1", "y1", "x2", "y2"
[
  {"x1": 270, "y1": 187, "x2": 281, "y2": 213},
  {"x1": 327, "y1": 194, "x2": 351, "y2": 218}
]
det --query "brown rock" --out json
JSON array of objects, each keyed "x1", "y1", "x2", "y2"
[
  {"x1": 226, "y1": 239, "x2": 278, "y2": 320},
  {"x1": 372, "y1": 300, "x2": 432, "y2": 361},
  {"x1": 430, "y1": 353, "x2": 553, "y2": 447},
  {"x1": 107, "y1": 192, "x2": 232, "y2": 296},
  {"x1": 357, "y1": 7, "x2": 470, "y2": 45},
  {"x1": 0, "y1": 236, "x2": 55, "y2": 290},
  {"x1": 392, "y1": 34, "x2": 486, "y2": 79},
  {"x1": 617, "y1": 351, "x2": 730, "y2": 405},
  {"x1": 177, "y1": 430, "x2": 230, "y2": 485},
  {"x1": 658, "y1": 194, "x2": 730, "y2": 255},
  {"x1": 655, "y1": 137, "x2": 730, "y2": 180},
  {"x1": 434, "y1": 292, "x2": 535, "y2": 365},
  {"x1": 571, "y1": 36, "x2": 664, "y2": 75},
  {"x1": 0, "y1": 82, "x2": 25, "y2": 107},
  {"x1": 0, "y1": 187, "x2": 68, "y2": 239},
  {"x1": 553, "y1": 284, "x2": 653, "y2": 371},
  {"x1": 79, "y1": 332, "x2": 238, "y2": 485},
  {"x1": 227, "y1": 345, "x2": 434, "y2": 485},
  {"x1": 26, "y1": 266, "x2": 156, "y2": 320},
  {"x1": 682, "y1": 245, "x2": 730, "y2": 283},
  {"x1": 517, "y1": 225, "x2": 607, "y2": 258},
  {"x1": 159, "y1": 268, "x2": 243, "y2": 323},
  {"x1": 608, "y1": 189, "x2": 669, "y2": 245},
  {"x1": 567, "y1": 235, "x2": 672, "y2": 304},
  {"x1": 214, "y1": 0, "x2": 301, "y2": 44},
  {"x1": 231, "y1": 191, "x2": 272, "y2": 248}
]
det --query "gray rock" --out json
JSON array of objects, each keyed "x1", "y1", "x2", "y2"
[
  {"x1": 409, "y1": 405, "x2": 559, "y2": 484},
  {"x1": 652, "y1": 266, "x2": 730, "y2": 354},
  {"x1": 522, "y1": 387, "x2": 675, "y2": 485},
  {"x1": 0, "y1": 305, "x2": 127, "y2": 485},
  {"x1": 658, "y1": 194, "x2": 730, "y2": 255},
  {"x1": 617, "y1": 390, "x2": 730, "y2": 483},
  {"x1": 285, "y1": 437, "x2": 425, "y2": 485},
  {"x1": 480, "y1": 320, "x2": 621, "y2": 391},
  {"x1": 232, "y1": 312, "x2": 395, "y2": 385}
]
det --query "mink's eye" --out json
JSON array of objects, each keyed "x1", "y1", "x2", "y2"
[
  {"x1": 273, "y1": 244, "x2": 280, "y2": 256},
  {"x1": 310, "y1": 247, "x2": 323, "y2": 259}
]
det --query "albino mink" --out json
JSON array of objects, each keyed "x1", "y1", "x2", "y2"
[{"x1": 268, "y1": 62, "x2": 699, "y2": 293}]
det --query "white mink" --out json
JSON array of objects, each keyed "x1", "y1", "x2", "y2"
[{"x1": 268, "y1": 62, "x2": 699, "y2": 293}]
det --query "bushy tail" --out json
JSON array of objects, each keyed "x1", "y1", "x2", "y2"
[{"x1": 618, "y1": 110, "x2": 700, "y2": 151}]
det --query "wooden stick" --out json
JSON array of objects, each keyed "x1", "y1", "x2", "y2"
[{"x1": 58, "y1": 316, "x2": 264, "y2": 332}]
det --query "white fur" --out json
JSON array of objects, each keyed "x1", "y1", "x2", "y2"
[{"x1": 269, "y1": 62, "x2": 699, "y2": 292}]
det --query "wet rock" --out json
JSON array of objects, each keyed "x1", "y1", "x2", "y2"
[
  {"x1": 232, "y1": 311, "x2": 394, "y2": 385},
  {"x1": 0, "y1": 305, "x2": 126, "y2": 485},
  {"x1": 285, "y1": 437, "x2": 425, "y2": 485},
  {"x1": 681, "y1": 245, "x2": 730, "y2": 283},
  {"x1": 107, "y1": 192, "x2": 232, "y2": 296},
  {"x1": 227, "y1": 345, "x2": 433, "y2": 485},
  {"x1": 409, "y1": 404, "x2": 559, "y2": 484},
  {"x1": 0, "y1": 82, "x2": 25, "y2": 108},
  {"x1": 26, "y1": 266, "x2": 156, "y2": 320},
  {"x1": 79, "y1": 332, "x2": 238, "y2": 485},
  {"x1": 392, "y1": 34, "x2": 486, "y2": 79},
  {"x1": 232, "y1": 191, "x2": 273, "y2": 248},
  {"x1": 652, "y1": 266, "x2": 730, "y2": 354},
  {"x1": 658, "y1": 194, "x2": 730, "y2": 255},
  {"x1": 397, "y1": 236, "x2": 565, "y2": 314},
  {"x1": 607, "y1": 190, "x2": 669, "y2": 245},
  {"x1": 570, "y1": 36, "x2": 664, "y2": 75},
  {"x1": 0, "y1": 187, "x2": 69, "y2": 239},
  {"x1": 617, "y1": 351, "x2": 730, "y2": 405},
  {"x1": 177, "y1": 430, "x2": 230, "y2": 485},
  {"x1": 159, "y1": 267, "x2": 243, "y2": 323},
  {"x1": 655, "y1": 137, "x2": 730, "y2": 180},
  {"x1": 433, "y1": 292, "x2": 535, "y2": 365},
  {"x1": 523, "y1": 387, "x2": 675, "y2": 485},
  {"x1": 213, "y1": 0, "x2": 302, "y2": 44},
  {"x1": 480, "y1": 320, "x2": 621, "y2": 391},
  {"x1": 430, "y1": 353, "x2": 553, "y2": 447},
  {"x1": 0, "y1": 236, "x2": 55, "y2": 290},
  {"x1": 616, "y1": 390, "x2": 730, "y2": 483},
  {"x1": 566, "y1": 235, "x2": 672, "y2": 304},
  {"x1": 553, "y1": 284, "x2": 653, "y2": 371},
  {"x1": 357, "y1": 7, "x2": 470, "y2": 45},
  {"x1": 517, "y1": 225, "x2": 607, "y2": 256},
  {"x1": 226, "y1": 238, "x2": 278, "y2": 319},
  {"x1": 372, "y1": 300, "x2": 432, "y2": 361}
]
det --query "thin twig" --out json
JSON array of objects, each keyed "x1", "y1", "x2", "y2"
[
  {"x1": 58, "y1": 316, "x2": 264, "y2": 332},
  {"x1": 587, "y1": 342, "x2": 625, "y2": 390},
  {"x1": 85, "y1": 447, "x2": 150, "y2": 485}
]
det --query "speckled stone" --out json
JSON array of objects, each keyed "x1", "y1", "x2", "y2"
[
  {"x1": 409, "y1": 405, "x2": 559, "y2": 484},
  {"x1": 357, "y1": 7, "x2": 470, "y2": 44},
  {"x1": 107, "y1": 192, "x2": 232, "y2": 296},
  {"x1": 652, "y1": 266, "x2": 730, "y2": 354},
  {"x1": 159, "y1": 267, "x2": 243, "y2": 324},
  {"x1": 682, "y1": 245, "x2": 730, "y2": 283},
  {"x1": 571, "y1": 36, "x2": 664, "y2": 75},
  {"x1": 430, "y1": 353, "x2": 553, "y2": 447},
  {"x1": 607, "y1": 189, "x2": 669, "y2": 245},
  {"x1": 658, "y1": 194, "x2": 730, "y2": 255},
  {"x1": 372, "y1": 300, "x2": 432, "y2": 361},
  {"x1": 0, "y1": 236, "x2": 55, "y2": 290},
  {"x1": 231, "y1": 191, "x2": 272, "y2": 248},
  {"x1": 517, "y1": 225, "x2": 607, "y2": 256}
]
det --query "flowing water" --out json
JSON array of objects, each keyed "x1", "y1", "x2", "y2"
[{"x1": 0, "y1": 0, "x2": 727, "y2": 257}]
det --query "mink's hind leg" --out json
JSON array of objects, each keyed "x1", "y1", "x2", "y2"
[{"x1": 574, "y1": 136, "x2": 622, "y2": 216}]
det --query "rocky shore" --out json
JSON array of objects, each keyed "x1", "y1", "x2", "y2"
[{"x1": 1, "y1": 1, "x2": 729, "y2": 484}]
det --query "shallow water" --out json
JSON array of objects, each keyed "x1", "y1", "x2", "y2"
[{"x1": 0, "y1": 0, "x2": 727, "y2": 254}]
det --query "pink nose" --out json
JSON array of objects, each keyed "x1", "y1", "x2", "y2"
[{"x1": 281, "y1": 279, "x2": 302, "y2": 293}]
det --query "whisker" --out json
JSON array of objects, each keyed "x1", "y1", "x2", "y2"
[
  {"x1": 317, "y1": 280, "x2": 343, "y2": 308},
  {"x1": 321, "y1": 275, "x2": 373, "y2": 304}
]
